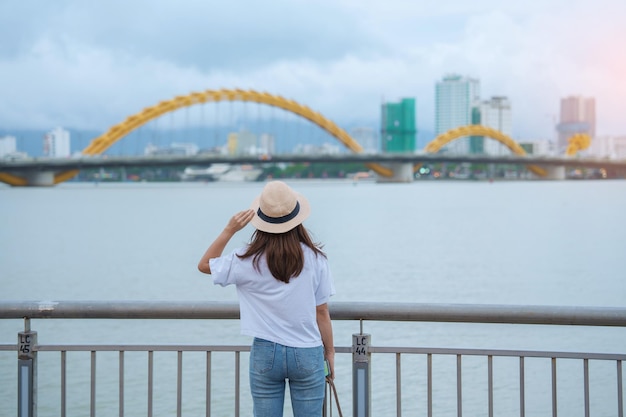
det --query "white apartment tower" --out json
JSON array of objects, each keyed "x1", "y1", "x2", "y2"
[
  {"x1": 479, "y1": 96, "x2": 512, "y2": 155},
  {"x1": 259, "y1": 133, "x2": 276, "y2": 155},
  {"x1": 44, "y1": 127, "x2": 71, "y2": 157},
  {"x1": 435, "y1": 74, "x2": 480, "y2": 154},
  {"x1": 0, "y1": 135, "x2": 17, "y2": 157}
]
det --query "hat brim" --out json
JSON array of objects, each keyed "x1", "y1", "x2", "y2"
[{"x1": 249, "y1": 192, "x2": 311, "y2": 234}]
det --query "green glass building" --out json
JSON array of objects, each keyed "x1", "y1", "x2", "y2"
[
  {"x1": 470, "y1": 107, "x2": 484, "y2": 154},
  {"x1": 381, "y1": 98, "x2": 417, "y2": 153}
]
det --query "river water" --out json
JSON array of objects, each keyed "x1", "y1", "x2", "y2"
[{"x1": 1, "y1": 179, "x2": 625, "y2": 416}]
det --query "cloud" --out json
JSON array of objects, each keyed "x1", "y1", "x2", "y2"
[
  {"x1": 1, "y1": 0, "x2": 625, "y2": 139},
  {"x1": 2, "y1": 0, "x2": 377, "y2": 70}
]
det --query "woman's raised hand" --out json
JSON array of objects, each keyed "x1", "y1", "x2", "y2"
[{"x1": 225, "y1": 209, "x2": 255, "y2": 234}]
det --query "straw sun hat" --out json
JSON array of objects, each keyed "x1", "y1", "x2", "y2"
[{"x1": 250, "y1": 181, "x2": 311, "y2": 234}]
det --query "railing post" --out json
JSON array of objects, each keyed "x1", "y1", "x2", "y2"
[
  {"x1": 18, "y1": 318, "x2": 37, "y2": 417},
  {"x1": 352, "y1": 333, "x2": 371, "y2": 417}
]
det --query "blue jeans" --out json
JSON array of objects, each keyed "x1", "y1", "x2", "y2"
[{"x1": 250, "y1": 338, "x2": 325, "y2": 417}]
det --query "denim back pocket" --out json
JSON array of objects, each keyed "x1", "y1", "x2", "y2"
[
  {"x1": 293, "y1": 345, "x2": 323, "y2": 374},
  {"x1": 251, "y1": 338, "x2": 276, "y2": 374}
]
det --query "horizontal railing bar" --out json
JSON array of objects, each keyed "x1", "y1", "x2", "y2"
[
  {"x1": 0, "y1": 301, "x2": 240, "y2": 320},
  {"x1": 1, "y1": 344, "x2": 354, "y2": 354},
  {"x1": 1, "y1": 301, "x2": 626, "y2": 326},
  {"x1": 338, "y1": 302, "x2": 626, "y2": 326},
  {"x1": 35, "y1": 345, "x2": 252, "y2": 352},
  {"x1": 369, "y1": 347, "x2": 626, "y2": 360},
  {"x1": 4, "y1": 345, "x2": 618, "y2": 361}
]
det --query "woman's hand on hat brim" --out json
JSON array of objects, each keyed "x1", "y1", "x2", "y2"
[{"x1": 225, "y1": 209, "x2": 255, "y2": 234}]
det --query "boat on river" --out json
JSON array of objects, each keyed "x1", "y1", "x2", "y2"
[{"x1": 181, "y1": 163, "x2": 262, "y2": 182}]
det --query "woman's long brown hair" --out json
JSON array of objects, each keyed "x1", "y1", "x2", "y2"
[{"x1": 237, "y1": 224, "x2": 325, "y2": 283}]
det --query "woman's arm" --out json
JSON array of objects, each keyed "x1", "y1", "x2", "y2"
[
  {"x1": 197, "y1": 209, "x2": 255, "y2": 274},
  {"x1": 316, "y1": 302, "x2": 335, "y2": 379}
]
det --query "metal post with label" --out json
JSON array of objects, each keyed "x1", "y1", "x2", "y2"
[
  {"x1": 18, "y1": 318, "x2": 37, "y2": 417},
  {"x1": 352, "y1": 332, "x2": 371, "y2": 417}
]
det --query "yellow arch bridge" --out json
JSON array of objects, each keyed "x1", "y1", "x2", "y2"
[{"x1": 0, "y1": 89, "x2": 591, "y2": 186}]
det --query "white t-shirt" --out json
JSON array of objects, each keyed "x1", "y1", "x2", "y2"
[{"x1": 209, "y1": 244, "x2": 335, "y2": 348}]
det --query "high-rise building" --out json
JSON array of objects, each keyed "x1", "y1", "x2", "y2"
[
  {"x1": 477, "y1": 96, "x2": 512, "y2": 155},
  {"x1": 556, "y1": 96, "x2": 595, "y2": 152},
  {"x1": 44, "y1": 127, "x2": 71, "y2": 157},
  {"x1": 0, "y1": 135, "x2": 17, "y2": 157},
  {"x1": 350, "y1": 127, "x2": 377, "y2": 153},
  {"x1": 589, "y1": 135, "x2": 626, "y2": 159},
  {"x1": 259, "y1": 134, "x2": 275, "y2": 155},
  {"x1": 381, "y1": 98, "x2": 416, "y2": 153},
  {"x1": 227, "y1": 129, "x2": 258, "y2": 155},
  {"x1": 435, "y1": 74, "x2": 480, "y2": 154}
]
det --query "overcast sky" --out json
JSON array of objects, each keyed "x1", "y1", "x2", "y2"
[{"x1": 2, "y1": 0, "x2": 625, "y2": 141}]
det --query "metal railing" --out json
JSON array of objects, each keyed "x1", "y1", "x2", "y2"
[{"x1": 1, "y1": 301, "x2": 625, "y2": 417}]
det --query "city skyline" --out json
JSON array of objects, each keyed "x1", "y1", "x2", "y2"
[
  {"x1": 0, "y1": 83, "x2": 613, "y2": 157},
  {"x1": 1, "y1": 0, "x2": 625, "y2": 141},
  {"x1": 0, "y1": 89, "x2": 621, "y2": 159}
]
